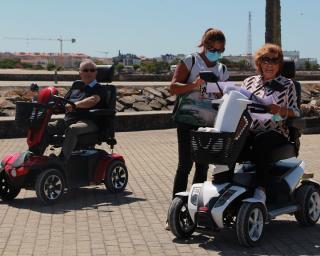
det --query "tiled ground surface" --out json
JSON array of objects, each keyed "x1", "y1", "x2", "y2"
[{"x1": 0, "y1": 129, "x2": 320, "y2": 255}]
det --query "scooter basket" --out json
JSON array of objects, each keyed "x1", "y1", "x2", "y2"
[
  {"x1": 190, "y1": 131, "x2": 239, "y2": 165},
  {"x1": 15, "y1": 101, "x2": 47, "y2": 128}
]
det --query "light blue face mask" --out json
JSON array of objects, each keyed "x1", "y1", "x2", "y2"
[
  {"x1": 205, "y1": 50, "x2": 222, "y2": 62},
  {"x1": 271, "y1": 113, "x2": 283, "y2": 122}
]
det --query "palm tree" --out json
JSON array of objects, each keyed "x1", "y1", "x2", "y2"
[{"x1": 265, "y1": 0, "x2": 281, "y2": 46}]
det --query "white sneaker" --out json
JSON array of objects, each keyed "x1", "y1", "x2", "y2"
[{"x1": 254, "y1": 187, "x2": 266, "y2": 204}]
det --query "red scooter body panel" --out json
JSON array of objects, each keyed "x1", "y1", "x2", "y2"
[
  {"x1": 93, "y1": 153, "x2": 125, "y2": 183},
  {"x1": 27, "y1": 87, "x2": 58, "y2": 149}
]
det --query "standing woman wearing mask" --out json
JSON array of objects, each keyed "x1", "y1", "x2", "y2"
[{"x1": 168, "y1": 28, "x2": 229, "y2": 228}]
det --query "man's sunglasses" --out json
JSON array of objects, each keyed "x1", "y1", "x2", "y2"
[
  {"x1": 81, "y1": 68, "x2": 96, "y2": 72},
  {"x1": 260, "y1": 56, "x2": 281, "y2": 65}
]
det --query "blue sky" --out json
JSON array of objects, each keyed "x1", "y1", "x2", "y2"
[{"x1": 1, "y1": 0, "x2": 319, "y2": 61}]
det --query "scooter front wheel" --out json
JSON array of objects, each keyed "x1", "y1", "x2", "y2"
[
  {"x1": 294, "y1": 184, "x2": 320, "y2": 226},
  {"x1": 104, "y1": 160, "x2": 128, "y2": 193},
  {"x1": 236, "y1": 202, "x2": 265, "y2": 247},
  {"x1": 168, "y1": 197, "x2": 195, "y2": 238},
  {"x1": 35, "y1": 168, "x2": 65, "y2": 204},
  {"x1": 0, "y1": 172, "x2": 21, "y2": 201}
]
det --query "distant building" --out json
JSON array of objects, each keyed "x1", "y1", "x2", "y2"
[
  {"x1": 0, "y1": 51, "x2": 90, "y2": 68},
  {"x1": 113, "y1": 51, "x2": 141, "y2": 66},
  {"x1": 283, "y1": 50, "x2": 318, "y2": 69},
  {"x1": 298, "y1": 58, "x2": 318, "y2": 69},
  {"x1": 160, "y1": 53, "x2": 185, "y2": 63}
]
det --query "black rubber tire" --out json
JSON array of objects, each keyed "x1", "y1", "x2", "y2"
[
  {"x1": 35, "y1": 168, "x2": 65, "y2": 204},
  {"x1": 104, "y1": 160, "x2": 128, "y2": 193},
  {"x1": 294, "y1": 184, "x2": 320, "y2": 226},
  {"x1": 236, "y1": 202, "x2": 265, "y2": 247},
  {"x1": 168, "y1": 197, "x2": 196, "y2": 239},
  {"x1": 0, "y1": 172, "x2": 21, "y2": 201}
]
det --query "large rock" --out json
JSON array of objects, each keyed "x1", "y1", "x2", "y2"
[
  {"x1": 156, "y1": 87, "x2": 171, "y2": 98},
  {"x1": 144, "y1": 87, "x2": 163, "y2": 98},
  {"x1": 155, "y1": 97, "x2": 168, "y2": 106},
  {"x1": 118, "y1": 96, "x2": 135, "y2": 107},
  {"x1": 118, "y1": 88, "x2": 140, "y2": 96},
  {"x1": 133, "y1": 95, "x2": 148, "y2": 102},
  {"x1": 166, "y1": 95, "x2": 176, "y2": 105},
  {"x1": 116, "y1": 101, "x2": 125, "y2": 112},
  {"x1": 0, "y1": 98, "x2": 16, "y2": 109},
  {"x1": 149, "y1": 99, "x2": 162, "y2": 110},
  {"x1": 124, "y1": 108, "x2": 137, "y2": 112},
  {"x1": 133, "y1": 102, "x2": 152, "y2": 111}
]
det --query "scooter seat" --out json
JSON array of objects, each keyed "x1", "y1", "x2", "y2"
[
  {"x1": 268, "y1": 143, "x2": 297, "y2": 163},
  {"x1": 233, "y1": 172, "x2": 256, "y2": 188}
]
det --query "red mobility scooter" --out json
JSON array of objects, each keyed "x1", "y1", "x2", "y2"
[{"x1": 0, "y1": 65, "x2": 128, "y2": 204}]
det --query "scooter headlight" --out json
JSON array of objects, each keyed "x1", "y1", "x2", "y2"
[{"x1": 191, "y1": 187, "x2": 201, "y2": 206}]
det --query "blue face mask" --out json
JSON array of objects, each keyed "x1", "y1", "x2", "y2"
[{"x1": 205, "y1": 50, "x2": 222, "y2": 62}]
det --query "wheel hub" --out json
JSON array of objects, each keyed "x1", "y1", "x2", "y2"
[{"x1": 248, "y1": 208, "x2": 264, "y2": 242}]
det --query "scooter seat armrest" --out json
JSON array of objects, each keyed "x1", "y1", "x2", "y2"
[{"x1": 89, "y1": 109, "x2": 115, "y2": 116}]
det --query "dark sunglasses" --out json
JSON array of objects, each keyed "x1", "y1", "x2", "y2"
[
  {"x1": 261, "y1": 56, "x2": 281, "y2": 65},
  {"x1": 206, "y1": 47, "x2": 225, "y2": 53},
  {"x1": 81, "y1": 68, "x2": 96, "y2": 72}
]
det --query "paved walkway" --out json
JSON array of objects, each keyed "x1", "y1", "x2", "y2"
[{"x1": 0, "y1": 129, "x2": 320, "y2": 255}]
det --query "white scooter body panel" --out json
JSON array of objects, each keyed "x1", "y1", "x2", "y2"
[
  {"x1": 211, "y1": 185, "x2": 246, "y2": 228},
  {"x1": 282, "y1": 159, "x2": 305, "y2": 193},
  {"x1": 214, "y1": 91, "x2": 251, "y2": 132},
  {"x1": 188, "y1": 181, "x2": 229, "y2": 223}
]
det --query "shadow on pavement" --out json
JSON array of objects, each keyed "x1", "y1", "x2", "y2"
[
  {"x1": 172, "y1": 219, "x2": 320, "y2": 255},
  {"x1": 4, "y1": 188, "x2": 146, "y2": 214}
]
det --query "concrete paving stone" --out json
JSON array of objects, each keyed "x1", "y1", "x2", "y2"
[{"x1": 0, "y1": 131, "x2": 320, "y2": 255}]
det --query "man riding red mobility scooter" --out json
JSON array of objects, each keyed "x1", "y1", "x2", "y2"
[{"x1": 0, "y1": 65, "x2": 128, "y2": 204}]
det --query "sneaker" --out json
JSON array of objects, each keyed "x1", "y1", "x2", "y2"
[{"x1": 254, "y1": 187, "x2": 266, "y2": 204}]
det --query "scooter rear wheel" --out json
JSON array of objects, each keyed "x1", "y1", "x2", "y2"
[
  {"x1": 35, "y1": 168, "x2": 65, "y2": 204},
  {"x1": 104, "y1": 160, "x2": 128, "y2": 193},
  {"x1": 0, "y1": 172, "x2": 21, "y2": 201},
  {"x1": 168, "y1": 197, "x2": 195, "y2": 238},
  {"x1": 294, "y1": 184, "x2": 320, "y2": 226}
]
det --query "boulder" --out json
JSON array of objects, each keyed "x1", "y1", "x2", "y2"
[
  {"x1": 118, "y1": 96, "x2": 135, "y2": 107},
  {"x1": 166, "y1": 95, "x2": 176, "y2": 105},
  {"x1": 156, "y1": 87, "x2": 171, "y2": 98},
  {"x1": 124, "y1": 108, "x2": 137, "y2": 112},
  {"x1": 144, "y1": 87, "x2": 163, "y2": 98},
  {"x1": 133, "y1": 102, "x2": 153, "y2": 111},
  {"x1": 116, "y1": 101, "x2": 125, "y2": 112},
  {"x1": 149, "y1": 99, "x2": 162, "y2": 110},
  {"x1": 155, "y1": 97, "x2": 168, "y2": 106},
  {"x1": 118, "y1": 88, "x2": 140, "y2": 96},
  {"x1": 0, "y1": 98, "x2": 16, "y2": 109},
  {"x1": 133, "y1": 95, "x2": 148, "y2": 102}
]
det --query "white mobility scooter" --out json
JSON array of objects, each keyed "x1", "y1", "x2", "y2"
[{"x1": 168, "y1": 78, "x2": 320, "y2": 246}]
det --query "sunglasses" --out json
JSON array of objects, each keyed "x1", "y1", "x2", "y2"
[
  {"x1": 81, "y1": 68, "x2": 96, "y2": 72},
  {"x1": 260, "y1": 56, "x2": 280, "y2": 65},
  {"x1": 206, "y1": 47, "x2": 225, "y2": 53}
]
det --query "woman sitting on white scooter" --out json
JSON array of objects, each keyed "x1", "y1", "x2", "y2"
[{"x1": 240, "y1": 43, "x2": 300, "y2": 203}]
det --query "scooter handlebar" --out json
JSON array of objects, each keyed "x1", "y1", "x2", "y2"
[
  {"x1": 52, "y1": 95, "x2": 76, "y2": 110},
  {"x1": 248, "y1": 103, "x2": 270, "y2": 113}
]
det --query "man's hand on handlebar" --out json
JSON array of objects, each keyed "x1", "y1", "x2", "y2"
[{"x1": 65, "y1": 103, "x2": 76, "y2": 112}]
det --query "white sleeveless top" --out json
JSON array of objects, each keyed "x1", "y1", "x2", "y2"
[{"x1": 183, "y1": 53, "x2": 229, "y2": 100}]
